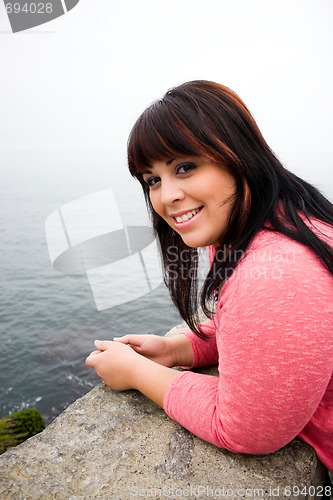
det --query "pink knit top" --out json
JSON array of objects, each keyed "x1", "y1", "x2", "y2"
[{"x1": 163, "y1": 220, "x2": 333, "y2": 471}]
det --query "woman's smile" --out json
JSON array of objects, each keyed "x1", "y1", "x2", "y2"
[
  {"x1": 143, "y1": 157, "x2": 236, "y2": 248},
  {"x1": 171, "y1": 206, "x2": 203, "y2": 226}
]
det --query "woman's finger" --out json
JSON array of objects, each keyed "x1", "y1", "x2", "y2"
[
  {"x1": 94, "y1": 340, "x2": 113, "y2": 351},
  {"x1": 88, "y1": 349, "x2": 101, "y2": 357},
  {"x1": 85, "y1": 353, "x2": 97, "y2": 367},
  {"x1": 113, "y1": 335, "x2": 143, "y2": 346}
]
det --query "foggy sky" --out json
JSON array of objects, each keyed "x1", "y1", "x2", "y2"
[{"x1": 0, "y1": 0, "x2": 332, "y2": 195}]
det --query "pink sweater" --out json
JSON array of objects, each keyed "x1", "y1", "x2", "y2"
[{"x1": 163, "y1": 221, "x2": 333, "y2": 471}]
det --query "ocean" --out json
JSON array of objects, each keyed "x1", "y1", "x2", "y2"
[
  {"x1": 0, "y1": 150, "x2": 184, "y2": 425},
  {"x1": 1, "y1": 149, "x2": 332, "y2": 426}
]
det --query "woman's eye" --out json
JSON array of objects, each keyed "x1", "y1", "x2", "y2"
[
  {"x1": 176, "y1": 162, "x2": 196, "y2": 175},
  {"x1": 146, "y1": 176, "x2": 160, "y2": 187}
]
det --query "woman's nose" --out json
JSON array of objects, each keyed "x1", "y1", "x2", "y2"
[{"x1": 160, "y1": 179, "x2": 185, "y2": 205}]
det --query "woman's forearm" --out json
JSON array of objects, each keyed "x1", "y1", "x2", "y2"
[
  {"x1": 130, "y1": 335, "x2": 193, "y2": 407},
  {"x1": 131, "y1": 356, "x2": 181, "y2": 407}
]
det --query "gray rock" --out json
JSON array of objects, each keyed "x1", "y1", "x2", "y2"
[{"x1": 0, "y1": 328, "x2": 329, "y2": 499}]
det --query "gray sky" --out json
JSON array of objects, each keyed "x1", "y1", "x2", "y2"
[{"x1": 0, "y1": 0, "x2": 332, "y2": 195}]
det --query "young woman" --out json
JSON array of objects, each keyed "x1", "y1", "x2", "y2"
[{"x1": 86, "y1": 81, "x2": 333, "y2": 471}]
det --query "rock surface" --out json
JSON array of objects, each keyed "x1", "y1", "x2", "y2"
[{"x1": 0, "y1": 326, "x2": 329, "y2": 499}]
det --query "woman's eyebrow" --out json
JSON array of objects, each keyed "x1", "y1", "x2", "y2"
[{"x1": 143, "y1": 159, "x2": 175, "y2": 174}]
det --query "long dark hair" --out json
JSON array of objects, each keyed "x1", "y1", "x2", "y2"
[{"x1": 127, "y1": 80, "x2": 333, "y2": 338}]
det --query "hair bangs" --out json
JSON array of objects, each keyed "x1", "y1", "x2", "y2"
[{"x1": 128, "y1": 100, "x2": 212, "y2": 179}]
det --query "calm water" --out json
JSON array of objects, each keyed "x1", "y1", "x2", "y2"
[
  {"x1": 0, "y1": 150, "x2": 183, "y2": 425},
  {"x1": 1, "y1": 149, "x2": 332, "y2": 426}
]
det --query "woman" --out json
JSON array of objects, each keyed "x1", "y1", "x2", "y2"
[{"x1": 86, "y1": 81, "x2": 333, "y2": 471}]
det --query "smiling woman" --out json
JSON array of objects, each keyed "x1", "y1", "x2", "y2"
[{"x1": 86, "y1": 81, "x2": 333, "y2": 473}]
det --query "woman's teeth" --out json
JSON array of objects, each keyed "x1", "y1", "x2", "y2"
[{"x1": 175, "y1": 208, "x2": 201, "y2": 223}]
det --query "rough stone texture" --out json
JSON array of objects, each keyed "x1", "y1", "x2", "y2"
[{"x1": 0, "y1": 326, "x2": 330, "y2": 499}]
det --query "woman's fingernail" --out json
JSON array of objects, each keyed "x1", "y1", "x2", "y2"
[{"x1": 95, "y1": 339, "x2": 101, "y2": 344}]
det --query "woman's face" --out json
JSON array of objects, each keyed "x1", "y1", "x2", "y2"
[{"x1": 142, "y1": 156, "x2": 237, "y2": 247}]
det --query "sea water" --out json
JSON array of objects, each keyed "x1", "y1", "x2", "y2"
[{"x1": 0, "y1": 150, "x2": 183, "y2": 425}]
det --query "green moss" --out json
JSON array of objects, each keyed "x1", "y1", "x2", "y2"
[{"x1": 0, "y1": 408, "x2": 45, "y2": 455}]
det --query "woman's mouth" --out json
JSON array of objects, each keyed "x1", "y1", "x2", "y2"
[{"x1": 173, "y1": 207, "x2": 203, "y2": 225}]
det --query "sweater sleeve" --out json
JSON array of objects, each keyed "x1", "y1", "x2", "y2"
[
  {"x1": 164, "y1": 235, "x2": 333, "y2": 454},
  {"x1": 180, "y1": 316, "x2": 218, "y2": 369}
]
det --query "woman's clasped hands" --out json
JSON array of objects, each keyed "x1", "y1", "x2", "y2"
[
  {"x1": 85, "y1": 334, "x2": 193, "y2": 397},
  {"x1": 85, "y1": 339, "x2": 142, "y2": 391}
]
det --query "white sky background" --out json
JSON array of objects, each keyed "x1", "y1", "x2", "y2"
[{"x1": 0, "y1": 0, "x2": 332, "y2": 197}]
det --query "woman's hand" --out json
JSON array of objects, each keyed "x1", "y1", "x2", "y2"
[
  {"x1": 85, "y1": 339, "x2": 182, "y2": 407},
  {"x1": 113, "y1": 334, "x2": 175, "y2": 367},
  {"x1": 113, "y1": 334, "x2": 193, "y2": 368},
  {"x1": 85, "y1": 340, "x2": 139, "y2": 391}
]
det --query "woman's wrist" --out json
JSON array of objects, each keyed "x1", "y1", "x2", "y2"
[
  {"x1": 130, "y1": 354, "x2": 180, "y2": 407},
  {"x1": 168, "y1": 334, "x2": 193, "y2": 367},
  {"x1": 126, "y1": 334, "x2": 193, "y2": 408}
]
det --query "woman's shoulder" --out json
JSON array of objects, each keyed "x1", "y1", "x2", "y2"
[
  {"x1": 208, "y1": 217, "x2": 333, "y2": 274},
  {"x1": 229, "y1": 219, "x2": 333, "y2": 295},
  {"x1": 250, "y1": 217, "x2": 333, "y2": 252},
  {"x1": 216, "y1": 222, "x2": 333, "y2": 314},
  {"x1": 245, "y1": 220, "x2": 331, "y2": 269}
]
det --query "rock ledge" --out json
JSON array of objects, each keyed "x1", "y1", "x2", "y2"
[{"x1": 0, "y1": 327, "x2": 329, "y2": 499}]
